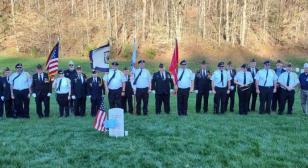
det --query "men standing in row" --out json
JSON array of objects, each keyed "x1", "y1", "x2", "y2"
[
  {"x1": 177, "y1": 60, "x2": 194, "y2": 116},
  {"x1": 64, "y1": 61, "x2": 77, "y2": 114},
  {"x1": 2, "y1": 68, "x2": 14, "y2": 118},
  {"x1": 53, "y1": 70, "x2": 71, "y2": 117},
  {"x1": 247, "y1": 59, "x2": 258, "y2": 111},
  {"x1": 133, "y1": 60, "x2": 151, "y2": 115},
  {"x1": 104, "y1": 62, "x2": 126, "y2": 109},
  {"x1": 277, "y1": 64, "x2": 299, "y2": 115},
  {"x1": 121, "y1": 68, "x2": 134, "y2": 113},
  {"x1": 225, "y1": 61, "x2": 236, "y2": 112},
  {"x1": 87, "y1": 70, "x2": 105, "y2": 116},
  {"x1": 299, "y1": 63, "x2": 308, "y2": 115},
  {"x1": 31, "y1": 64, "x2": 52, "y2": 118},
  {"x1": 272, "y1": 60, "x2": 285, "y2": 112},
  {"x1": 71, "y1": 66, "x2": 87, "y2": 116},
  {"x1": 211, "y1": 62, "x2": 231, "y2": 114},
  {"x1": 234, "y1": 64, "x2": 254, "y2": 115},
  {"x1": 255, "y1": 61, "x2": 278, "y2": 114},
  {"x1": 10, "y1": 63, "x2": 32, "y2": 118},
  {"x1": 0, "y1": 71, "x2": 3, "y2": 118},
  {"x1": 194, "y1": 60, "x2": 211, "y2": 113},
  {"x1": 152, "y1": 63, "x2": 174, "y2": 114}
]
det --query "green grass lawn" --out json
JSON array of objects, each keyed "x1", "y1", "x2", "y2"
[{"x1": 0, "y1": 56, "x2": 307, "y2": 167}]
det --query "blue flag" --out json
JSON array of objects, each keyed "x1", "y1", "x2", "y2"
[{"x1": 130, "y1": 39, "x2": 137, "y2": 73}]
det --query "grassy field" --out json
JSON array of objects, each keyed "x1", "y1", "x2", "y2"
[{"x1": 0, "y1": 56, "x2": 307, "y2": 167}]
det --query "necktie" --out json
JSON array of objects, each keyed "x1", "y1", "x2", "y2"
[
  {"x1": 252, "y1": 68, "x2": 255, "y2": 77},
  {"x1": 7, "y1": 77, "x2": 9, "y2": 82},
  {"x1": 161, "y1": 72, "x2": 164, "y2": 80},
  {"x1": 243, "y1": 72, "x2": 246, "y2": 85},
  {"x1": 221, "y1": 70, "x2": 224, "y2": 86},
  {"x1": 202, "y1": 70, "x2": 205, "y2": 78},
  {"x1": 264, "y1": 69, "x2": 269, "y2": 86},
  {"x1": 57, "y1": 79, "x2": 62, "y2": 91},
  {"x1": 287, "y1": 72, "x2": 290, "y2": 87}
]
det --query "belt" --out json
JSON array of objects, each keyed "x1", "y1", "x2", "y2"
[{"x1": 259, "y1": 86, "x2": 273, "y2": 88}]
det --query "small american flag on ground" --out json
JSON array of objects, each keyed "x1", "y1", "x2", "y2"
[
  {"x1": 45, "y1": 42, "x2": 59, "y2": 80},
  {"x1": 93, "y1": 101, "x2": 107, "y2": 132}
]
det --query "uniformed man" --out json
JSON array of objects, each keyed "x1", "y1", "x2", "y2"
[
  {"x1": 9, "y1": 63, "x2": 32, "y2": 118},
  {"x1": 87, "y1": 70, "x2": 105, "y2": 117},
  {"x1": 2, "y1": 68, "x2": 14, "y2": 118},
  {"x1": 71, "y1": 66, "x2": 87, "y2": 116},
  {"x1": 176, "y1": 60, "x2": 194, "y2": 116},
  {"x1": 194, "y1": 60, "x2": 211, "y2": 113},
  {"x1": 225, "y1": 61, "x2": 236, "y2": 112},
  {"x1": 299, "y1": 63, "x2": 308, "y2": 115},
  {"x1": 104, "y1": 62, "x2": 126, "y2": 109},
  {"x1": 234, "y1": 64, "x2": 254, "y2": 115},
  {"x1": 211, "y1": 62, "x2": 231, "y2": 114},
  {"x1": 277, "y1": 64, "x2": 299, "y2": 115},
  {"x1": 272, "y1": 60, "x2": 285, "y2": 112},
  {"x1": 64, "y1": 60, "x2": 77, "y2": 114},
  {"x1": 133, "y1": 60, "x2": 152, "y2": 115},
  {"x1": 0, "y1": 72, "x2": 3, "y2": 118},
  {"x1": 255, "y1": 60, "x2": 278, "y2": 114},
  {"x1": 31, "y1": 64, "x2": 52, "y2": 118},
  {"x1": 151, "y1": 63, "x2": 174, "y2": 114},
  {"x1": 53, "y1": 70, "x2": 71, "y2": 117},
  {"x1": 247, "y1": 59, "x2": 258, "y2": 111},
  {"x1": 121, "y1": 67, "x2": 134, "y2": 114}
]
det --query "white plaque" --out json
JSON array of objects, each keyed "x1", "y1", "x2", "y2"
[{"x1": 108, "y1": 108, "x2": 125, "y2": 137}]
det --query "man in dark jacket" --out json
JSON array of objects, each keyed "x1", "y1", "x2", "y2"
[
  {"x1": 87, "y1": 70, "x2": 105, "y2": 117},
  {"x1": 225, "y1": 61, "x2": 236, "y2": 112},
  {"x1": 121, "y1": 67, "x2": 134, "y2": 113},
  {"x1": 151, "y1": 63, "x2": 174, "y2": 114},
  {"x1": 71, "y1": 65, "x2": 87, "y2": 116},
  {"x1": 247, "y1": 59, "x2": 258, "y2": 111},
  {"x1": 64, "y1": 60, "x2": 78, "y2": 114},
  {"x1": 194, "y1": 60, "x2": 211, "y2": 113},
  {"x1": 31, "y1": 64, "x2": 52, "y2": 118},
  {"x1": 1, "y1": 68, "x2": 14, "y2": 118}
]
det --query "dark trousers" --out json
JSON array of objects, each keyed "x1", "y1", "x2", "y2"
[
  {"x1": 91, "y1": 97, "x2": 102, "y2": 117},
  {"x1": 74, "y1": 97, "x2": 86, "y2": 116},
  {"x1": 196, "y1": 92, "x2": 209, "y2": 113},
  {"x1": 121, "y1": 94, "x2": 133, "y2": 113},
  {"x1": 35, "y1": 95, "x2": 50, "y2": 118},
  {"x1": 225, "y1": 89, "x2": 235, "y2": 112},
  {"x1": 249, "y1": 86, "x2": 258, "y2": 111},
  {"x1": 108, "y1": 88, "x2": 122, "y2": 109},
  {"x1": 0, "y1": 100, "x2": 3, "y2": 117},
  {"x1": 136, "y1": 88, "x2": 149, "y2": 115},
  {"x1": 238, "y1": 87, "x2": 250, "y2": 115},
  {"x1": 56, "y1": 93, "x2": 69, "y2": 117},
  {"x1": 259, "y1": 86, "x2": 274, "y2": 114},
  {"x1": 177, "y1": 88, "x2": 190, "y2": 115},
  {"x1": 155, "y1": 93, "x2": 170, "y2": 114},
  {"x1": 13, "y1": 89, "x2": 30, "y2": 118},
  {"x1": 4, "y1": 99, "x2": 14, "y2": 118},
  {"x1": 279, "y1": 89, "x2": 295, "y2": 114},
  {"x1": 272, "y1": 87, "x2": 282, "y2": 112},
  {"x1": 69, "y1": 99, "x2": 74, "y2": 114},
  {"x1": 214, "y1": 87, "x2": 227, "y2": 114}
]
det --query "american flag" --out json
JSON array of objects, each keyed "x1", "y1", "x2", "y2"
[
  {"x1": 45, "y1": 42, "x2": 59, "y2": 80},
  {"x1": 93, "y1": 101, "x2": 107, "y2": 132}
]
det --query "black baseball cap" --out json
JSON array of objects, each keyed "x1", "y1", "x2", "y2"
[{"x1": 180, "y1": 60, "x2": 187, "y2": 65}]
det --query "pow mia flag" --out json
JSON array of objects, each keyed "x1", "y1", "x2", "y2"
[{"x1": 89, "y1": 43, "x2": 110, "y2": 72}]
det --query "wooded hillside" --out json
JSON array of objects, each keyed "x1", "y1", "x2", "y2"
[{"x1": 0, "y1": 0, "x2": 307, "y2": 60}]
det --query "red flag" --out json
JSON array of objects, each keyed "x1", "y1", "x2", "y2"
[{"x1": 169, "y1": 39, "x2": 179, "y2": 85}]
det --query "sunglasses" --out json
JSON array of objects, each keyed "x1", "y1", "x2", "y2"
[{"x1": 69, "y1": 64, "x2": 74, "y2": 66}]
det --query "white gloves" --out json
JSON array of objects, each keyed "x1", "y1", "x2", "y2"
[
  {"x1": 32, "y1": 93, "x2": 36, "y2": 98},
  {"x1": 170, "y1": 89, "x2": 174, "y2": 93},
  {"x1": 72, "y1": 95, "x2": 76, "y2": 99},
  {"x1": 151, "y1": 90, "x2": 156, "y2": 94},
  {"x1": 194, "y1": 90, "x2": 198, "y2": 94},
  {"x1": 47, "y1": 93, "x2": 51, "y2": 97},
  {"x1": 0, "y1": 96, "x2": 4, "y2": 101},
  {"x1": 87, "y1": 95, "x2": 91, "y2": 98},
  {"x1": 230, "y1": 86, "x2": 234, "y2": 90}
]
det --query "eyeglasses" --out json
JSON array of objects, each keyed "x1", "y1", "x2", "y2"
[{"x1": 69, "y1": 64, "x2": 74, "y2": 67}]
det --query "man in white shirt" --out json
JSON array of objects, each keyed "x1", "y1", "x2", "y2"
[
  {"x1": 10, "y1": 63, "x2": 32, "y2": 118},
  {"x1": 211, "y1": 62, "x2": 231, "y2": 114},
  {"x1": 278, "y1": 64, "x2": 299, "y2": 114},
  {"x1": 104, "y1": 62, "x2": 126, "y2": 109},
  {"x1": 52, "y1": 70, "x2": 71, "y2": 117},
  {"x1": 176, "y1": 60, "x2": 194, "y2": 116},
  {"x1": 255, "y1": 60, "x2": 278, "y2": 114},
  {"x1": 133, "y1": 60, "x2": 151, "y2": 115},
  {"x1": 234, "y1": 64, "x2": 254, "y2": 115}
]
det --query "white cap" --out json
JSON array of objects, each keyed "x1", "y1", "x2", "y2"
[
  {"x1": 304, "y1": 63, "x2": 308, "y2": 68},
  {"x1": 68, "y1": 60, "x2": 74, "y2": 65}
]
